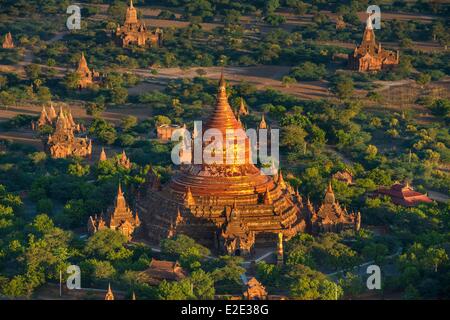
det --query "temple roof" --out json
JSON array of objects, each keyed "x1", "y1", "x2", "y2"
[{"x1": 377, "y1": 183, "x2": 433, "y2": 206}]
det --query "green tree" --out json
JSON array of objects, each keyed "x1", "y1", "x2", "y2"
[{"x1": 84, "y1": 229, "x2": 132, "y2": 261}]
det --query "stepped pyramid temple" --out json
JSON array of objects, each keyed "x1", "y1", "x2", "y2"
[
  {"x1": 348, "y1": 14, "x2": 399, "y2": 72},
  {"x1": 137, "y1": 74, "x2": 361, "y2": 256},
  {"x1": 44, "y1": 107, "x2": 92, "y2": 159},
  {"x1": 115, "y1": 0, "x2": 163, "y2": 48},
  {"x1": 88, "y1": 184, "x2": 141, "y2": 240},
  {"x1": 2, "y1": 32, "x2": 14, "y2": 49},
  {"x1": 74, "y1": 53, "x2": 101, "y2": 89}
]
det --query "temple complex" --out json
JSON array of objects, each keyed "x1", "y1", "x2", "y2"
[
  {"x1": 137, "y1": 74, "x2": 307, "y2": 256},
  {"x1": 2, "y1": 32, "x2": 14, "y2": 49},
  {"x1": 138, "y1": 259, "x2": 187, "y2": 285},
  {"x1": 74, "y1": 53, "x2": 101, "y2": 89},
  {"x1": 115, "y1": 0, "x2": 163, "y2": 48},
  {"x1": 348, "y1": 14, "x2": 399, "y2": 72},
  {"x1": 88, "y1": 184, "x2": 141, "y2": 240},
  {"x1": 303, "y1": 183, "x2": 361, "y2": 233},
  {"x1": 374, "y1": 182, "x2": 433, "y2": 207},
  {"x1": 45, "y1": 107, "x2": 92, "y2": 159}
]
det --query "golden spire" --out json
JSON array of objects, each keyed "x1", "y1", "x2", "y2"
[
  {"x1": 238, "y1": 97, "x2": 248, "y2": 116},
  {"x1": 175, "y1": 207, "x2": 183, "y2": 225},
  {"x1": 324, "y1": 182, "x2": 335, "y2": 204},
  {"x1": 277, "y1": 232, "x2": 284, "y2": 265},
  {"x1": 105, "y1": 283, "x2": 115, "y2": 300},
  {"x1": 130, "y1": 0, "x2": 134, "y2": 8},
  {"x1": 184, "y1": 187, "x2": 195, "y2": 206},
  {"x1": 259, "y1": 114, "x2": 267, "y2": 129},
  {"x1": 115, "y1": 182, "x2": 127, "y2": 210},
  {"x1": 99, "y1": 147, "x2": 107, "y2": 161},
  {"x1": 277, "y1": 170, "x2": 286, "y2": 189},
  {"x1": 203, "y1": 72, "x2": 243, "y2": 133},
  {"x1": 327, "y1": 181, "x2": 333, "y2": 193},
  {"x1": 134, "y1": 209, "x2": 140, "y2": 226},
  {"x1": 48, "y1": 103, "x2": 57, "y2": 120},
  {"x1": 263, "y1": 186, "x2": 273, "y2": 205}
]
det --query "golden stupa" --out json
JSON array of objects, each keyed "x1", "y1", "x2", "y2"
[{"x1": 137, "y1": 74, "x2": 306, "y2": 255}]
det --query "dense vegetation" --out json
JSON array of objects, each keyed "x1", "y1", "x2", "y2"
[{"x1": 0, "y1": 0, "x2": 449, "y2": 300}]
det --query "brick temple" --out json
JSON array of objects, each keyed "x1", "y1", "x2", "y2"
[
  {"x1": 74, "y1": 52, "x2": 101, "y2": 89},
  {"x1": 43, "y1": 107, "x2": 92, "y2": 159},
  {"x1": 137, "y1": 74, "x2": 361, "y2": 255},
  {"x1": 348, "y1": 14, "x2": 399, "y2": 72},
  {"x1": 88, "y1": 184, "x2": 141, "y2": 240},
  {"x1": 115, "y1": 0, "x2": 163, "y2": 48}
]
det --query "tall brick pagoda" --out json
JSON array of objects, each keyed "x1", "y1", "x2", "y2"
[
  {"x1": 114, "y1": 0, "x2": 163, "y2": 48},
  {"x1": 348, "y1": 14, "x2": 399, "y2": 72},
  {"x1": 137, "y1": 74, "x2": 307, "y2": 255}
]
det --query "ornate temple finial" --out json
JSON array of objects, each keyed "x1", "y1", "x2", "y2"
[
  {"x1": 263, "y1": 186, "x2": 273, "y2": 205},
  {"x1": 132, "y1": 291, "x2": 136, "y2": 300},
  {"x1": 277, "y1": 170, "x2": 286, "y2": 189},
  {"x1": 218, "y1": 69, "x2": 227, "y2": 99},
  {"x1": 48, "y1": 103, "x2": 57, "y2": 120},
  {"x1": 277, "y1": 232, "x2": 284, "y2": 265},
  {"x1": 184, "y1": 187, "x2": 195, "y2": 206},
  {"x1": 99, "y1": 147, "x2": 107, "y2": 161},
  {"x1": 130, "y1": 0, "x2": 134, "y2": 8},
  {"x1": 324, "y1": 182, "x2": 335, "y2": 204},
  {"x1": 118, "y1": 182, "x2": 123, "y2": 196},
  {"x1": 175, "y1": 207, "x2": 183, "y2": 225},
  {"x1": 327, "y1": 181, "x2": 333, "y2": 193},
  {"x1": 259, "y1": 114, "x2": 267, "y2": 129},
  {"x1": 134, "y1": 208, "x2": 140, "y2": 226},
  {"x1": 105, "y1": 283, "x2": 115, "y2": 300},
  {"x1": 238, "y1": 97, "x2": 248, "y2": 116}
]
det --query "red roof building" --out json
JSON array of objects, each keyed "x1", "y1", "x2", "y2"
[
  {"x1": 375, "y1": 183, "x2": 433, "y2": 207},
  {"x1": 138, "y1": 259, "x2": 187, "y2": 285}
]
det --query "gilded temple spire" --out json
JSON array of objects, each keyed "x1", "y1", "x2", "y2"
[
  {"x1": 263, "y1": 186, "x2": 273, "y2": 205},
  {"x1": 277, "y1": 170, "x2": 286, "y2": 189},
  {"x1": 259, "y1": 114, "x2": 267, "y2": 129},
  {"x1": 99, "y1": 147, "x2": 107, "y2": 161},
  {"x1": 184, "y1": 187, "x2": 195, "y2": 206},
  {"x1": 105, "y1": 283, "x2": 115, "y2": 300}
]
